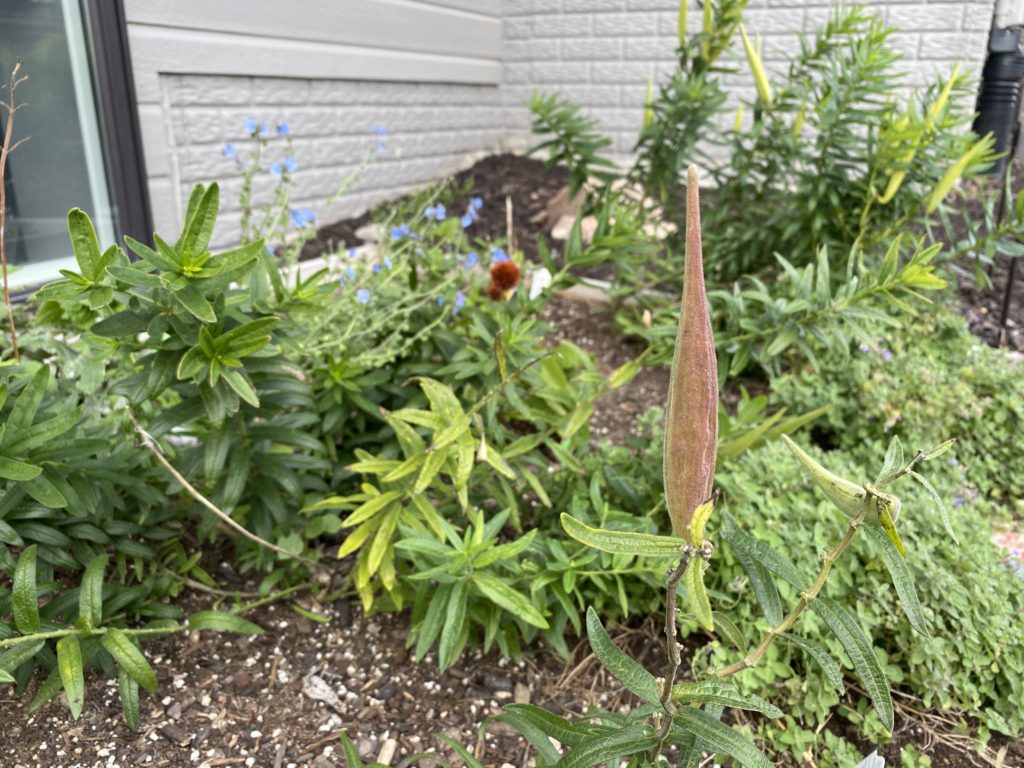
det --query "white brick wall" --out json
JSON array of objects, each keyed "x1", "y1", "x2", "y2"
[
  {"x1": 502, "y1": 0, "x2": 995, "y2": 158},
  {"x1": 162, "y1": 75, "x2": 504, "y2": 248},
  {"x1": 131, "y1": 0, "x2": 996, "y2": 246}
]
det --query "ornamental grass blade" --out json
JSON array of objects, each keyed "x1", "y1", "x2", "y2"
[
  {"x1": 861, "y1": 525, "x2": 927, "y2": 634},
  {"x1": 673, "y1": 707, "x2": 773, "y2": 768},
  {"x1": 585, "y1": 607, "x2": 660, "y2": 703},
  {"x1": 812, "y1": 597, "x2": 894, "y2": 732}
]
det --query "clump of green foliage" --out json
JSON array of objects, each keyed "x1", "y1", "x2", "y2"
[
  {"x1": 771, "y1": 307, "x2": 1024, "y2": 508},
  {"x1": 530, "y1": 2, "x2": 1024, "y2": 379}
]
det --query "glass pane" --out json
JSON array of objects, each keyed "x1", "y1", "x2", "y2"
[{"x1": 0, "y1": 0, "x2": 116, "y2": 288}]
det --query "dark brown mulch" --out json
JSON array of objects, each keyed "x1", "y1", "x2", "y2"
[{"x1": 299, "y1": 154, "x2": 568, "y2": 265}]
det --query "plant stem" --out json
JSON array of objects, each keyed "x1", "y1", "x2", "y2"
[
  {"x1": 125, "y1": 406, "x2": 319, "y2": 568},
  {"x1": 715, "y1": 513, "x2": 865, "y2": 678},
  {"x1": 1, "y1": 64, "x2": 28, "y2": 363},
  {"x1": 655, "y1": 549, "x2": 692, "y2": 748},
  {"x1": 0, "y1": 623, "x2": 189, "y2": 649}
]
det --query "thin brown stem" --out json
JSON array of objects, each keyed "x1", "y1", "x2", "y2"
[
  {"x1": 654, "y1": 547, "x2": 694, "y2": 749},
  {"x1": 1, "y1": 63, "x2": 28, "y2": 362},
  {"x1": 715, "y1": 513, "x2": 865, "y2": 678},
  {"x1": 125, "y1": 406, "x2": 318, "y2": 568}
]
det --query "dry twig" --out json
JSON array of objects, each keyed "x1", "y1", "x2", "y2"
[{"x1": 1, "y1": 63, "x2": 29, "y2": 361}]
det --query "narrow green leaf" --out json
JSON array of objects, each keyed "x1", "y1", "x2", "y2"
[
  {"x1": 671, "y1": 680, "x2": 782, "y2": 718},
  {"x1": 339, "y1": 732, "x2": 365, "y2": 768},
  {"x1": 721, "y1": 515, "x2": 806, "y2": 588},
  {"x1": 13, "y1": 544, "x2": 40, "y2": 634},
  {"x1": 585, "y1": 606, "x2": 660, "y2": 704},
  {"x1": 909, "y1": 470, "x2": 959, "y2": 545},
  {"x1": 173, "y1": 284, "x2": 217, "y2": 323},
  {"x1": 498, "y1": 707, "x2": 562, "y2": 765},
  {"x1": 436, "y1": 735, "x2": 486, "y2": 768},
  {"x1": 781, "y1": 633, "x2": 844, "y2": 692},
  {"x1": 438, "y1": 580, "x2": 469, "y2": 671},
  {"x1": 0, "y1": 456, "x2": 41, "y2": 481},
  {"x1": 221, "y1": 369, "x2": 260, "y2": 408},
  {"x1": 0, "y1": 669, "x2": 14, "y2": 684},
  {"x1": 684, "y1": 557, "x2": 714, "y2": 631},
  {"x1": 118, "y1": 667, "x2": 141, "y2": 730},
  {"x1": 79, "y1": 555, "x2": 107, "y2": 629},
  {"x1": 414, "y1": 583, "x2": 452, "y2": 661},
  {"x1": 0, "y1": 639, "x2": 45, "y2": 672},
  {"x1": 472, "y1": 572, "x2": 548, "y2": 628},
  {"x1": 555, "y1": 724, "x2": 657, "y2": 768},
  {"x1": 673, "y1": 708, "x2": 773, "y2": 768},
  {"x1": 22, "y1": 474, "x2": 68, "y2": 508},
  {"x1": 875, "y1": 435, "x2": 904, "y2": 484},
  {"x1": 501, "y1": 704, "x2": 593, "y2": 749},
  {"x1": 561, "y1": 513, "x2": 686, "y2": 557},
  {"x1": 27, "y1": 666, "x2": 63, "y2": 713},
  {"x1": 712, "y1": 611, "x2": 747, "y2": 653},
  {"x1": 812, "y1": 597, "x2": 893, "y2": 731},
  {"x1": 188, "y1": 611, "x2": 264, "y2": 634},
  {"x1": 102, "y1": 629, "x2": 158, "y2": 693},
  {"x1": 57, "y1": 635, "x2": 85, "y2": 719},
  {"x1": 861, "y1": 526, "x2": 927, "y2": 634},
  {"x1": 67, "y1": 208, "x2": 102, "y2": 280}
]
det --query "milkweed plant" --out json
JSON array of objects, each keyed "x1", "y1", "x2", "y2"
[{"x1": 493, "y1": 167, "x2": 958, "y2": 768}]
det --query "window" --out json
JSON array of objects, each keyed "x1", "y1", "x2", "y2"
[{"x1": 1, "y1": 0, "x2": 149, "y2": 291}]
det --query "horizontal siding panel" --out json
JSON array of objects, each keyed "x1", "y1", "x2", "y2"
[
  {"x1": 124, "y1": 0, "x2": 502, "y2": 61},
  {"x1": 418, "y1": 0, "x2": 502, "y2": 16},
  {"x1": 128, "y1": 25, "x2": 502, "y2": 103}
]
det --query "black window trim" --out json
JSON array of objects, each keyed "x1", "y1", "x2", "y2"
[{"x1": 83, "y1": 0, "x2": 151, "y2": 247}]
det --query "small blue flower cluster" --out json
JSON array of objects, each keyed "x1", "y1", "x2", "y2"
[
  {"x1": 1008, "y1": 552, "x2": 1024, "y2": 579},
  {"x1": 290, "y1": 208, "x2": 316, "y2": 228},
  {"x1": 490, "y1": 246, "x2": 509, "y2": 264},
  {"x1": 437, "y1": 290, "x2": 467, "y2": 314},
  {"x1": 371, "y1": 125, "x2": 388, "y2": 151},
  {"x1": 390, "y1": 223, "x2": 418, "y2": 241},
  {"x1": 459, "y1": 196, "x2": 484, "y2": 229},
  {"x1": 425, "y1": 204, "x2": 446, "y2": 222},
  {"x1": 463, "y1": 252, "x2": 479, "y2": 270}
]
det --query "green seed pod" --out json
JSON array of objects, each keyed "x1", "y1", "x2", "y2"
[{"x1": 663, "y1": 165, "x2": 718, "y2": 541}]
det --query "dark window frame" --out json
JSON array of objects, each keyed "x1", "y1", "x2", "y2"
[{"x1": 82, "y1": 0, "x2": 151, "y2": 246}]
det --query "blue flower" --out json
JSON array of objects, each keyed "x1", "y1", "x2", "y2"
[
  {"x1": 437, "y1": 295, "x2": 446, "y2": 308},
  {"x1": 222, "y1": 142, "x2": 238, "y2": 159},
  {"x1": 270, "y1": 162, "x2": 283, "y2": 176},
  {"x1": 284, "y1": 156, "x2": 298, "y2": 173},
  {"x1": 277, "y1": 121, "x2": 290, "y2": 136},
  {"x1": 356, "y1": 288, "x2": 371, "y2": 304},
  {"x1": 244, "y1": 117, "x2": 259, "y2": 134},
  {"x1": 265, "y1": 244, "x2": 275, "y2": 256},
  {"x1": 463, "y1": 252, "x2": 479, "y2": 269},
  {"x1": 467, "y1": 207, "x2": 479, "y2": 222},
  {"x1": 346, "y1": 247, "x2": 357, "y2": 258},
  {"x1": 454, "y1": 290, "x2": 466, "y2": 314},
  {"x1": 259, "y1": 122, "x2": 271, "y2": 137},
  {"x1": 290, "y1": 208, "x2": 316, "y2": 227},
  {"x1": 384, "y1": 256, "x2": 393, "y2": 270},
  {"x1": 372, "y1": 263, "x2": 382, "y2": 274},
  {"x1": 425, "y1": 204, "x2": 447, "y2": 222},
  {"x1": 470, "y1": 196, "x2": 484, "y2": 211},
  {"x1": 346, "y1": 266, "x2": 357, "y2": 280},
  {"x1": 390, "y1": 223, "x2": 412, "y2": 241},
  {"x1": 460, "y1": 214, "x2": 473, "y2": 229},
  {"x1": 371, "y1": 125, "x2": 388, "y2": 151},
  {"x1": 491, "y1": 247, "x2": 509, "y2": 264},
  {"x1": 858, "y1": 343, "x2": 870, "y2": 353},
  {"x1": 881, "y1": 348, "x2": 893, "y2": 362},
  {"x1": 953, "y1": 496, "x2": 965, "y2": 507}
]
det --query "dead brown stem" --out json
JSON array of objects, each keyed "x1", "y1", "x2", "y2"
[{"x1": 1, "y1": 62, "x2": 28, "y2": 362}]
